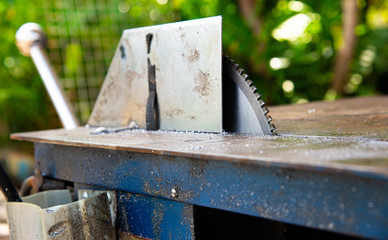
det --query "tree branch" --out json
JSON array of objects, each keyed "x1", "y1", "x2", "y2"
[{"x1": 331, "y1": 0, "x2": 359, "y2": 94}]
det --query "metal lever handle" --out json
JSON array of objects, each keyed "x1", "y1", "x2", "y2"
[
  {"x1": 16, "y1": 23, "x2": 79, "y2": 129},
  {"x1": 0, "y1": 162, "x2": 22, "y2": 202}
]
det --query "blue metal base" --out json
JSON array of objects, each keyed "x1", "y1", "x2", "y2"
[
  {"x1": 34, "y1": 143, "x2": 388, "y2": 239},
  {"x1": 117, "y1": 192, "x2": 194, "y2": 239}
]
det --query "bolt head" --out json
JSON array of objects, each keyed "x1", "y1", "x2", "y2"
[{"x1": 171, "y1": 188, "x2": 177, "y2": 198}]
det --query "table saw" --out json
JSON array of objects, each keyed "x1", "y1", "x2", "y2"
[{"x1": 10, "y1": 17, "x2": 388, "y2": 239}]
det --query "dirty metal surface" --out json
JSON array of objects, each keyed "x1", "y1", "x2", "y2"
[
  {"x1": 117, "y1": 192, "x2": 194, "y2": 239},
  {"x1": 11, "y1": 126, "x2": 388, "y2": 176},
  {"x1": 32, "y1": 143, "x2": 388, "y2": 239},
  {"x1": 270, "y1": 96, "x2": 388, "y2": 139},
  {"x1": 88, "y1": 16, "x2": 222, "y2": 132}
]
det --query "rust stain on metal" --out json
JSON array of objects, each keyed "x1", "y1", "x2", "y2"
[
  {"x1": 188, "y1": 49, "x2": 200, "y2": 63},
  {"x1": 270, "y1": 96, "x2": 388, "y2": 139},
  {"x1": 193, "y1": 69, "x2": 212, "y2": 97},
  {"x1": 118, "y1": 231, "x2": 151, "y2": 240},
  {"x1": 333, "y1": 158, "x2": 388, "y2": 167},
  {"x1": 372, "y1": 115, "x2": 388, "y2": 120},
  {"x1": 164, "y1": 108, "x2": 184, "y2": 118}
]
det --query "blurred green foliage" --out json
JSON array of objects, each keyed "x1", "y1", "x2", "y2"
[
  {"x1": 0, "y1": 0, "x2": 387, "y2": 149},
  {"x1": 0, "y1": 0, "x2": 55, "y2": 150}
]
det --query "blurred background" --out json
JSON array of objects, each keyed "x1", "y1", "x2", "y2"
[{"x1": 0, "y1": 0, "x2": 387, "y2": 193}]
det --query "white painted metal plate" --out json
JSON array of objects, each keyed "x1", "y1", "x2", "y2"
[
  {"x1": 6, "y1": 190, "x2": 116, "y2": 239},
  {"x1": 88, "y1": 16, "x2": 222, "y2": 132}
]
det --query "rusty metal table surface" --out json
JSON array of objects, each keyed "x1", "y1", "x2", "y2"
[
  {"x1": 270, "y1": 95, "x2": 388, "y2": 140},
  {"x1": 10, "y1": 96, "x2": 388, "y2": 239},
  {"x1": 11, "y1": 96, "x2": 388, "y2": 176}
]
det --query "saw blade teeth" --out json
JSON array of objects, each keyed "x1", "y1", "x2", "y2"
[
  {"x1": 224, "y1": 56, "x2": 276, "y2": 135},
  {"x1": 262, "y1": 107, "x2": 269, "y2": 115},
  {"x1": 227, "y1": 57, "x2": 235, "y2": 64},
  {"x1": 254, "y1": 92, "x2": 262, "y2": 99}
]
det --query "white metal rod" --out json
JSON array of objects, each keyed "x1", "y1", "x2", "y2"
[
  {"x1": 16, "y1": 23, "x2": 79, "y2": 129},
  {"x1": 30, "y1": 46, "x2": 79, "y2": 129}
]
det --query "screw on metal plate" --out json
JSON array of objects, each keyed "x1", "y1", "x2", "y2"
[{"x1": 171, "y1": 188, "x2": 178, "y2": 198}]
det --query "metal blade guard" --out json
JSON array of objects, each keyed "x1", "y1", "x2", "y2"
[
  {"x1": 89, "y1": 17, "x2": 222, "y2": 132},
  {"x1": 89, "y1": 16, "x2": 274, "y2": 135}
]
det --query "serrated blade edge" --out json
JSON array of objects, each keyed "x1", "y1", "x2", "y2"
[{"x1": 222, "y1": 56, "x2": 276, "y2": 135}]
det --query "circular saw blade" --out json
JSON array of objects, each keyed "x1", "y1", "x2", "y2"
[{"x1": 223, "y1": 56, "x2": 275, "y2": 135}]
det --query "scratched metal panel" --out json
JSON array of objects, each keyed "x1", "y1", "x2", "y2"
[{"x1": 88, "y1": 16, "x2": 222, "y2": 132}]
